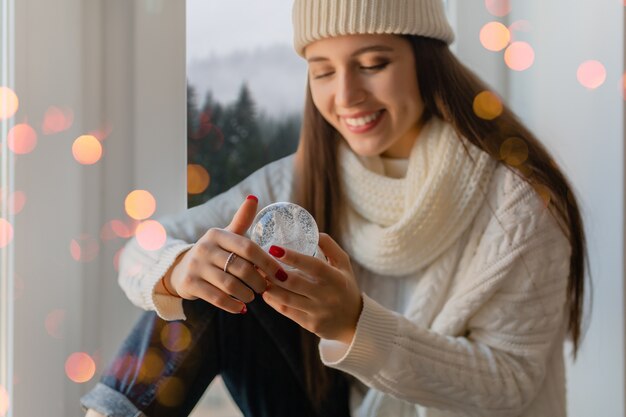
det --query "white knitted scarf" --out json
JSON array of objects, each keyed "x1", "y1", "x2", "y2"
[{"x1": 338, "y1": 118, "x2": 497, "y2": 276}]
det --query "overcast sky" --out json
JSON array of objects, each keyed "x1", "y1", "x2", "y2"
[{"x1": 186, "y1": 0, "x2": 295, "y2": 62}]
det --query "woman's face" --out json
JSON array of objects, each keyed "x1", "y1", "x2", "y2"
[{"x1": 305, "y1": 34, "x2": 425, "y2": 159}]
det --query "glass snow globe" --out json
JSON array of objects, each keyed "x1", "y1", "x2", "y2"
[{"x1": 250, "y1": 202, "x2": 319, "y2": 267}]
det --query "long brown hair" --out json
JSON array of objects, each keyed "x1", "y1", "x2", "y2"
[{"x1": 293, "y1": 35, "x2": 590, "y2": 409}]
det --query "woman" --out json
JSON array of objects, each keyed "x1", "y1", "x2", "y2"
[{"x1": 83, "y1": 0, "x2": 588, "y2": 416}]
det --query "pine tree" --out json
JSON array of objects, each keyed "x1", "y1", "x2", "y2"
[{"x1": 186, "y1": 83, "x2": 301, "y2": 208}]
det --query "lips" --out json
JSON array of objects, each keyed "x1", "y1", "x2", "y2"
[{"x1": 342, "y1": 110, "x2": 384, "y2": 133}]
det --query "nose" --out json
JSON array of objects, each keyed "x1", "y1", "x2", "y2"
[{"x1": 335, "y1": 70, "x2": 366, "y2": 108}]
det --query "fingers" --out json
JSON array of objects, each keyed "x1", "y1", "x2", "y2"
[
  {"x1": 317, "y1": 233, "x2": 351, "y2": 270},
  {"x1": 262, "y1": 283, "x2": 311, "y2": 316},
  {"x1": 225, "y1": 195, "x2": 259, "y2": 235},
  {"x1": 189, "y1": 278, "x2": 248, "y2": 314},
  {"x1": 220, "y1": 250, "x2": 267, "y2": 294},
  {"x1": 213, "y1": 229, "x2": 288, "y2": 283},
  {"x1": 268, "y1": 244, "x2": 327, "y2": 281}
]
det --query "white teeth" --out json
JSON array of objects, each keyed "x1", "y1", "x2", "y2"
[{"x1": 345, "y1": 111, "x2": 381, "y2": 127}]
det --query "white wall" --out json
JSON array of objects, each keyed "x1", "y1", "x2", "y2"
[
  {"x1": 453, "y1": 1, "x2": 625, "y2": 415},
  {"x1": 10, "y1": 0, "x2": 185, "y2": 415}
]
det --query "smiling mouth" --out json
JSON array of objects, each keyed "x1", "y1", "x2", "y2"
[{"x1": 344, "y1": 110, "x2": 384, "y2": 128}]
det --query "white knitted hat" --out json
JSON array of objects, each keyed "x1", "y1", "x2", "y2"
[{"x1": 292, "y1": 0, "x2": 455, "y2": 56}]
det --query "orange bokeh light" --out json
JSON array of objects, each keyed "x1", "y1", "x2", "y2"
[
  {"x1": 0, "y1": 383, "x2": 8, "y2": 417},
  {"x1": 504, "y1": 42, "x2": 535, "y2": 71},
  {"x1": 0, "y1": 218, "x2": 14, "y2": 248},
  {"x1": 0, "y1": 86, "x2": 19, "y2": 120},
  {"x1": 138, "y1": 349, "x2": 165, "y2": 383},
  {"x1": 161, "y1": 322, "x2": 192, "y2": 352},
  {"x1": 70, "y1": 234, "x2": 100, "y2": 262},
  {"x1": 480, "y1": 22, "x2": 510, "y2": 52},
  {"x1": 65, "y1": 352, "x2": 96, "y2": 383},
  {"x1": 500, "y1": 137, "x2": 529, "y2": 166},
  {"x1": 8, "y1": 123, "x2": 37, "y2": 155},
  {"x1": 42, "y1": 106, "x2": 74, "y2": 135},
  {"x1": 45, "y1": 309, "x2": 66, "y2": 339},
  {"x1": 136, "y1": 220, "x2": 167, "y2": 251},
  {"x1": 72, "y1": 135, "x2": 102, "y2": 165},
  {"x1": 485, "y1": 0, "x2": 511, "y2": 16},
  {"x1": 473, "y1": 91, "x2": 503, "y2": 120},
  {"x1": 156, "y1": 377, "x2": 186, "y2": 408},
  {"x1": 577, "y1": 60, "x2": 606, "y2": 90},
  {"x1": 187, "y1": 164, "x2": 211, "y2": 194},
  {"x1": 125, "y1": 190, "x2": 156, "y2": 220}
]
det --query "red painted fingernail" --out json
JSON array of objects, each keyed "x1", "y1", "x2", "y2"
[
  {"x1": 246, "y1": 195, "x2": 258, "y2": 202},
  {"x1": 240, "y1": 304, "x2": 247, "y2": 314},
  {"x1": 269, "y1": 245, "x2": 285, "y2": 258},
  {"x1": 275, "y1": 269, "x2": 288, "y2": 282}
]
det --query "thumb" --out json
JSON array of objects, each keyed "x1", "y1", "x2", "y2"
[{"x1": 225, "y1": 195, "x2": 259, "y2": 235}]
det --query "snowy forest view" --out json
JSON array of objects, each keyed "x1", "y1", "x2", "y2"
[{"x1": 187, "y1": 83, "x2": 301, "y2": 208}]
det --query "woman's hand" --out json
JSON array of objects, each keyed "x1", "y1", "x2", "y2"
[
  {"x1": 261, "y1": 233, "x2": 363, "y2": 344},
  {"x1": 158, "y1": 196, "x2": 289, "y2": 314}
]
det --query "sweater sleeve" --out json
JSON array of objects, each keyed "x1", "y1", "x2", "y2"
[
  {"x1": 319, "y1": 171, "x2": 572, "y2": 417},
  {"x1": 118, "y1": 155, "x2": 295, "y2": 320}
]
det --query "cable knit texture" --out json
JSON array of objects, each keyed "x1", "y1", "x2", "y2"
[
  {"x1": 117, "y1": 119, "x2": 571, "y2": 417},
  {"x1": 292, "y1": 0, "x2": 455, "y2": 56},
  {"x1": 339, "y1": 118, "x2": 497, "y2": 276}
]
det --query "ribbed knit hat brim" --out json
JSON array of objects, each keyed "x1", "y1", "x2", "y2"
[{"x1": 293, "y1": 0, "x2": 455, "y2": 56}]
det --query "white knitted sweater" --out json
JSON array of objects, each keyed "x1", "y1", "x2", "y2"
[{"x1": 119, "y1": 122, "x2": 571, "y2": 417}]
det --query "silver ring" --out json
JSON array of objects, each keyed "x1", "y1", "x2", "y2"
[{"x1": 223, "y1": 252, "x2": 237, "y2": 273}]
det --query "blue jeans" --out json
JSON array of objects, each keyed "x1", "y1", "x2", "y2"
[{"x1": 81, "y1": 298, "x2": 352, "y2": 417}]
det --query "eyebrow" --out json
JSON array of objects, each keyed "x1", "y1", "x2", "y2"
[{"x1": 306, "y1": 45, "x2": 395, "y2": 63}]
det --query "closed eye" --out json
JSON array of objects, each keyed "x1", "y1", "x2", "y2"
[
  {"x1": 313, "y1": 71, "x2": 334, "y2": 80},
  {"x1": 361, "y1": 62, "x2": 389, "y2": 72}
]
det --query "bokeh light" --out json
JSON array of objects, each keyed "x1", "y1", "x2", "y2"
[
  {"x1": 157, "y1": 377, "x2": 186, "y2": 407},
  {"x1": 500, "y1": 137, "x2": 529, "y2": 166},
  {"x1": 72, "y1": 135, "x2": 102, "y2": 165},
  {"x1": 504, "y1": 42, "x2": 535, "y2": 71},
  {"x1": 160, "y1": 322, "x2": 192, "y2": 352},
  {"x1": 533, "y1": 183, "x2": 551, "y2": 208},
  {"x1": 42, "y1": 106, "x2": 74, "y2": 135},
  {"x1": 13, "y1": 272, "x2": 25, "y2": 301},
  {"x1": 473, "y1": 91, "x2": 503, "y2": 120},
  {"x1": 100, "y1": 219, "x2": 133, "y2": 240},
  {"x1": 508, "y1": 20, "x2": 532, "y2": 42},
  {"x1": 622, "y1": 73, "x2": 626, "y2": 100},
  {"x1": 187, "y1": 164, "x2": 210, "y2": 194},
  {"x1": 100, "y1": 221, "x2": 117, "y2": 241},
  {"x1": 105, "y1": 354, "x2": 137, "y2": 382},
  {"x1": 88, "y1": 123, "x2": 113, "y2": 142},
  {"x1": 577, "y1": 60, "x2": 606, "y2": 90},
  {"x1": 8, "y1": 191, "x2": 26, "y2": 215},
  {"x1": 0, "y1": 383, "x2": 8, "y2": 417},
  {"x1": 480, "y1": 22, "x2": 510, "y2": 52},
  {"x1": 45, "y1": 309, "x2": 66, "y2": 339},
  {"x1": 113, "y1": 247, "x2": 124, "y2": 272},
  {"x1": 136, "y1": 220, "x2": 166, "y2": 251},
  {"x1": 125, "y1": 190, "x2": 156, "y2": 220},
  {"x1": 65, "y1": 352, "x2": 96, "y2": 383},
  {"x1": 0, "y1": 86, "x2": 19, "y2": 120},
  {"x1": 70, "y1": 234, "x2": 100, "y2": 262},
  {"x1": 138, "y1": 349, "x2": 165, "y2": 383},
  {"x1": 0, "y1": 218, "x2": 14, "y2": 248},
  {"x1": 485, "y1": 0, "x2": 511, "y2": 17},
  {"x1": 7, "y1": 123, "x2": 37, "y2": 155}
]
